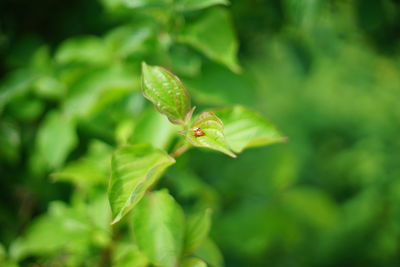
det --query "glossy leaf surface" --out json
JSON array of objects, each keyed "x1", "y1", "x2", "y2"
[
  {"x1": 141, "y1": 62, "x2": 191, "y2": 124},
  {"x1": 185, "y1": 112, "x2": 235, "y2": 158},
  {"x1": 108, "y1": 144, "x2": 175, "y2": 224},
  {"x1": 214, "y1": 105, "x2": 285, "y2": 153}
]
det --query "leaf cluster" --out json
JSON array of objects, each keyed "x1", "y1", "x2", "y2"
[{"x1": 0, "y1": 0, "x2": 284, "y2": 266}]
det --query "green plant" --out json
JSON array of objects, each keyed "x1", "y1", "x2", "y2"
[
  {"x1": 0, "y1": 1, "x2": 284, "y2": 266},
  {"x1": 106, "y1": 62, "x2": 284, "y2": 266},
  {"x1": 3, "y1": 0, "x2": 400, "y2": 266}
]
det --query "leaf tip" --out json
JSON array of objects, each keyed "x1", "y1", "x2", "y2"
[
  {"x1": 231, "y1": 63, "x2": 242, "y2": 74},
  {"x1": 111, "y1": 216, "x2": 121, "y2": 225},
  {"x1": 141, "y1": 61, "x2": 151, "y2": 78},
  {"x1": 185, "y1": 106, "x2": 197, "y2": 123},
  {"x1": 224, "y1": 149, "x2": 237, "y2": 158}
]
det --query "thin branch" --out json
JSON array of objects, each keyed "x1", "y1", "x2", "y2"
[{"x1": 170, "y1": 143, "x2": 190, "y2": 158}]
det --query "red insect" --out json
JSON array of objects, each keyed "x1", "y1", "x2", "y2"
[{"x1": 193, "y1": 127, "x2": 205, "y2": 137}]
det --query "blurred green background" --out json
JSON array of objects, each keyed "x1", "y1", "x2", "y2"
[{"x1": 1, "y1": 0, "x2": 400, "y2": 266}]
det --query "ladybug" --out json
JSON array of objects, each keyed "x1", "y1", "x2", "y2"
[{"x1": 193, "y1": 127, "x2": 205, "y2": 137}]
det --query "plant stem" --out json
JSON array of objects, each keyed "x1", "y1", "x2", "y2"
[{"x1": 170, "y1": 143, "x2": 190, "y2": 158}]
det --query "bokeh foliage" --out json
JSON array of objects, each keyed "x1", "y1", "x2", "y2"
[{"x1": 1, "y1": 0, "x2": 400, "y2": 266}]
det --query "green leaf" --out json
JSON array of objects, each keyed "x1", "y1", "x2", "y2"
[
  {"x1": 52, "y1": 158, "x2": 104, "y2": 187},
  {"x1": 141, "y1": 62, "x2": 191, "y2": 124},
  {"x1": 176, "y1": 0, "x2": 229, "y2": 11},
  {"x1": 180, "y1": 8, "x2": 240, "y2": 72},
  {"x1": 113, "y1": 243, "x2": 149, "y2": 267},
  {"x1": 10, "y1": 202, "x2": 92, "y2": 260},
  {"x1": 63, "y1": 65, "x2": 139, "y2": 119},
  {"x1": 108, "y1": 144, "x2": 175, "y2": 224},
  {"x1": 194, "y1": 238, "x2": 224, "y2": 267},
  {"x1": 10, "y1": 194, "x2": 111, "y2": 262},
  {"x1": 132, "y1": 190, "x2": 185, "y2": 267},
  {"x1": 185, "y1": 112, "x2": 236, "y2": 158},
  {"x1": 169, "y1": 45, "x2": 202, "y2": 77},
  {"x1": 52, "y1": 140, "x2": 113, "y2": 188},
  {"x1": 55, "y1": 36, "x2": 111, "y2": 65},
  {"x1": 0, "y1": 121, "x2": 20, "y2": 163},
  {"x1": 129, "y1": 107, "x2": 180, "y2": 150},
  {"x1": 182, "y1": 257, "x2": 208, "y2": 267},
  {"x1": 33, "y1": 75, "x2": 66, "y2": 100},
  {"x1": 36, "y1": 111, "x2": 77, "y2": 169},
  {"x1": 105, "y1": 24, "x2": 155, "y2": 60},
  {"x1": 0, "y1": 69, "x2": 36, "y2": 114},
  {"x1": 185, "y1": 209, "x2": 212, "y2": 254},
  {"x1": 213, "y1": 105, "x2": 286, "y2": 153},
  {"x1": 284, "y1": 0, "x2": 324, "y2": 29},
  {"x1": 124, "y1": 0, "x2": 170, "y2": 9},
  {"x1": 7, "y1": 97, "x2": 44, "y2": 121}
]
